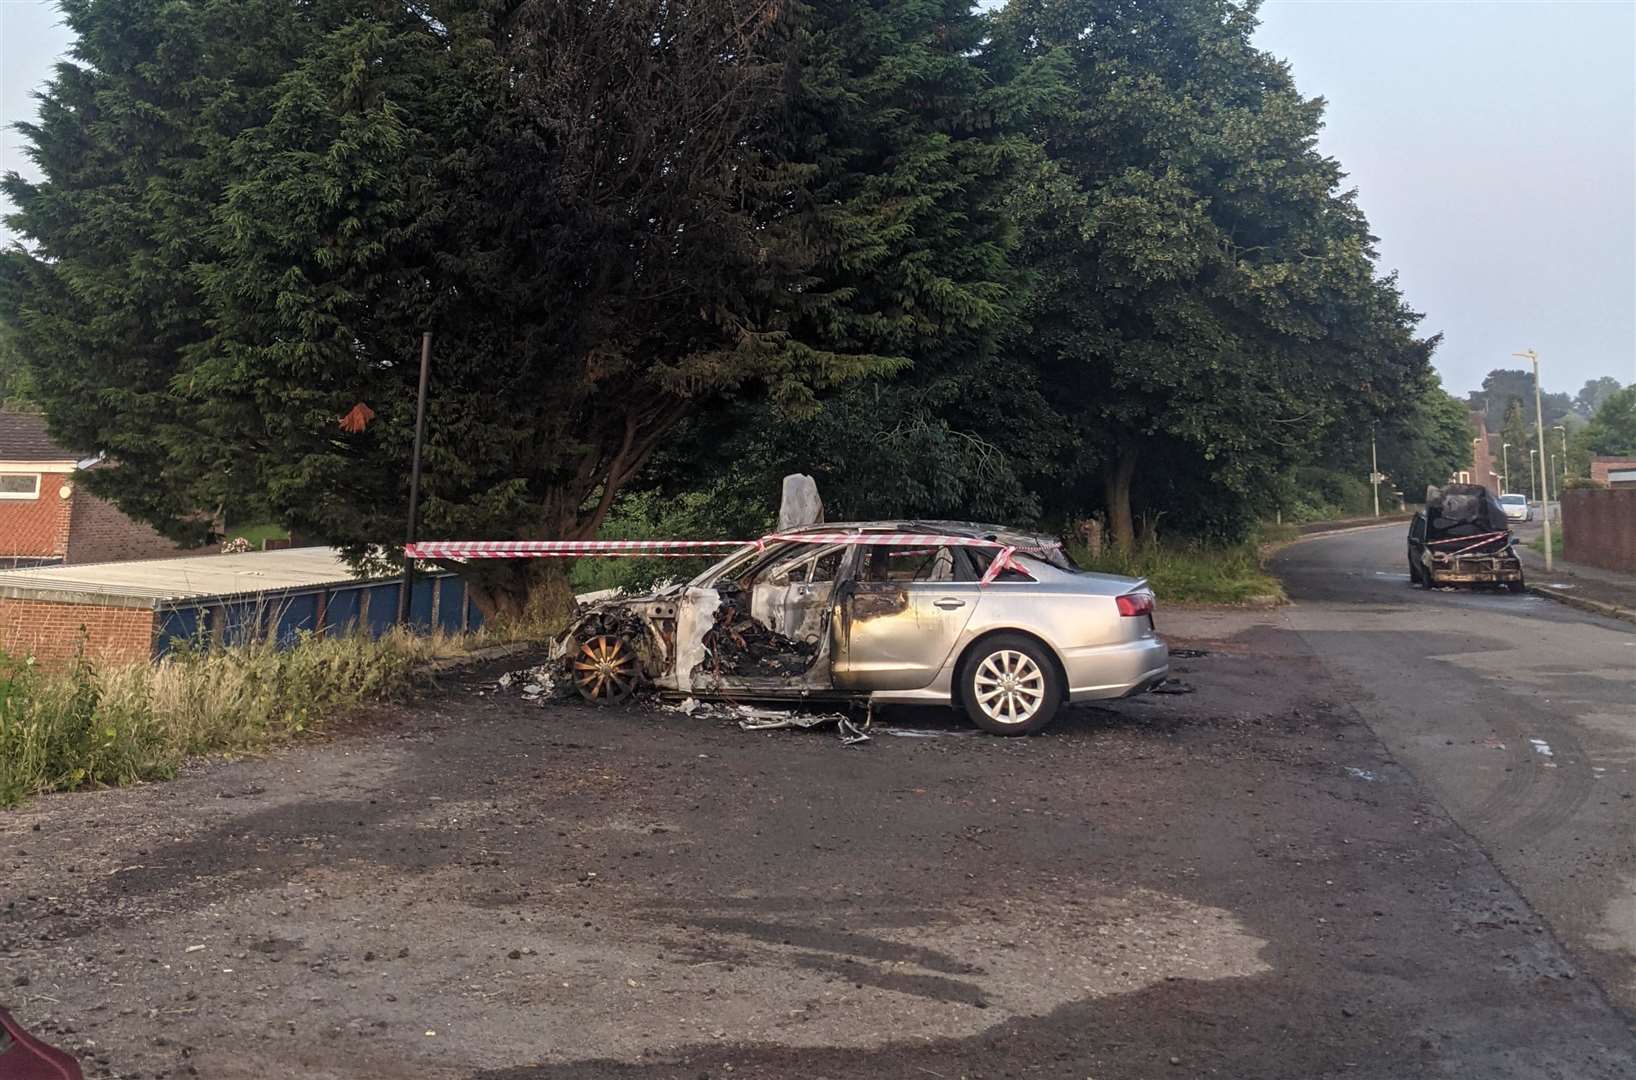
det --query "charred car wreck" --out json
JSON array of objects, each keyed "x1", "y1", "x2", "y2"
[
  {"x1": 1407, "y1": 484, "x2": 1525, "y2": 591},
  {"x1": 558, "y1": 521, "x2": 1170, "y2": 736}
]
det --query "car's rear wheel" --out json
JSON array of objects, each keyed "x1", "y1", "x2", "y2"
[{"x1": 960, "y1": 634, "x2": 1061, "y2": 736}]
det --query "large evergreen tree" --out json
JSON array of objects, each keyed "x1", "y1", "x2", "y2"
[
  {"x1": 653, "y1": 0, "x2": 1067, "y2": 525},
  {"x1": 990, "y1": 0, "x2": 1434, "y2": 545},
  {"x1": 1, "y1": 0, "x2": 887, "y2": 616}
]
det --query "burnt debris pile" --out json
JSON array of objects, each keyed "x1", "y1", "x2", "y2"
[{"x1": 700, "y1": 593, "x2": 816, "y2": 678}]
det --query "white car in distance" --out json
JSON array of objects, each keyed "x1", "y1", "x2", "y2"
[{"x1": 1498, "y1": 493, "x2": 1533, "y2": 523}]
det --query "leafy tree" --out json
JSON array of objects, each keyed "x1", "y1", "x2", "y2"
[
  {"x1": 0, "y1": 320, "x2": 35, "y2": 410},
  {"x1": 1583, "y1": 385, "x2": 1636, "y2": 457},
  {"x1": 1467, "y1": 368, "x2": 1572, "y2": 435},
  {"x1": 1575, "y1": 376, "x2": 1623, "y2": 418},
  {"x1": 1499, "y1": 398, "x2": 1529, "y2": 490},
  {"x1": 640, "y1": 0, "x2": 1068, "y2": 527},
  {"x1": 1, "y1": 0, "x2": 893, "y2": 617},
  {"x1": 1375, "y1": 379, "x2": 1474, "y2": 499},
  {"x1": 988, "y1": 0, "x2": 1433, "y2": 546}
]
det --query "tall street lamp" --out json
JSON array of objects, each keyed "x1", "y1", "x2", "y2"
[
  {"x1": 1515, "y1": 349, "x2": 1551, "y2": 570},
  {"x1": 1554, "y1": 424, "x2": 1568, "y2": 484},
  {"x1": 1370, "y1": 425, "x2": 1381, "y2": 518},
  {"x1": 1529, "y1": 448, "x2": 1538, "y2": 502},
  {"x1": 1501, "y1": 442, "x2": 1512, "y2": 492}
]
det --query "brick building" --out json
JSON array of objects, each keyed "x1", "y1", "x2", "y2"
[
  {"x1": 1589, "y1": 456, "x2": 1636, "y2": 489},
  {"x1": 1459, "y1": 412, "x2": 1504, "y2": 492},
  {"x1": 0, "y1": 413, "x2": 197, "y2": 567}
]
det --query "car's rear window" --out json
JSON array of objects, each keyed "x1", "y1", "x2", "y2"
[{"x1": 1501, "y1": 495, "x2": 1526, "y2": 505}]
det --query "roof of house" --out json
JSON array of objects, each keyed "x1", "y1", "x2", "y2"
[
  {"x1": 0, "y1": 547, "x2": 382, "y2": 607},
  {"x1": 0, "y1": 413, "x2": 78, "y2": 462}
]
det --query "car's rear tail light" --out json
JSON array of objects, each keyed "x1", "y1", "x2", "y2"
[{"x1": 1116, "y1": 591, "x2": 1154, "y2": 617}]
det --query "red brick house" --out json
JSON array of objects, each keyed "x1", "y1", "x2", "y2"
[{"x1": 0, "y1": 413, "x2": 197, "y2": 567}]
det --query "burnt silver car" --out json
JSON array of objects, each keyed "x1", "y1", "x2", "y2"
[{"x1": 563, "y1": 521, "x2": 1169, "y2": 735}]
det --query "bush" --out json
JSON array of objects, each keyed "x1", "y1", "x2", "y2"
[
  {"x1": 1068, "y1": 535, "x2": 1285, "y2": 606},
  {"x1": 0, "y1": 629, "x2": 467, "y2": 807}
]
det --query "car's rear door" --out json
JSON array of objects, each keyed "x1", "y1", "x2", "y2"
[{"x1": 831, "y1": 544, "x2": 980, "y2": 691}]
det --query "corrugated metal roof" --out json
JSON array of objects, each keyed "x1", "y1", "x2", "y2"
[{"x1": 0, "y1": 547, "x2": 377, "y2": 603}]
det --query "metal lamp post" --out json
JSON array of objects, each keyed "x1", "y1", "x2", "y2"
[
  {"x1": 1529, "y1": 449, "x2": 1538, "y2": 502},
  {"x1": 398, "y1": 333, "x2": 433, "y2": 624},
  {"x1": 1370, "y1": 426, "x2": 1381, "y2": 518},
  {"x1": 1554, "y1": 425, "x2": 1568, "y2": 486},
  {"x1": 1515, "y1": 349, "x2": 1551, "y2": 570},
  {"x1": 1501, "y1": 442, "x2": 1511, "y2": 493}
]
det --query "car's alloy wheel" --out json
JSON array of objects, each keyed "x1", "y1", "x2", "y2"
[
  {"x1": 961, "y1": 634, "x2": 1062, "y2": 735},
  {"x1": 573, "y1": 634, "x2": 639, "y2": 704}
]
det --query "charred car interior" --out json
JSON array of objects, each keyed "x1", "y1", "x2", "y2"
[
  {"x1": 1408, "y1": 484, "x2": 1525, "y2": 591},
  {"x1": 558, "y1": 521, "x2": 1170, "y2": 735}
]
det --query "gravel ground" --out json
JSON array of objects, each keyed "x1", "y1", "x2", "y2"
[{"x1": 2, "y1": 608, "x2": 1633, "y2": 1079}]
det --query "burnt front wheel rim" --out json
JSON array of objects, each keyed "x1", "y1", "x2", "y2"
[{"x1": 572, "y1": 634, "x2": 638, "y2": 704}]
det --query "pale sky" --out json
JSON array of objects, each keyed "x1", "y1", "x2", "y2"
[{"x1": 3, "y1": 0, "x2": 1634, "y2": 398}]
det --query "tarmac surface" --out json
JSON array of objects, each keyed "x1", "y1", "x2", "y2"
[{"x1": 1, "y1": 527, "x2": 1633, "y2": 1079}]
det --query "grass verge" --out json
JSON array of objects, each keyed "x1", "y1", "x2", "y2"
[
  {"x1": 1525, "y1": 526, "x2": 1563, "y2": 555},
  {"x1": 1070, "y1": 535, "x2": 1286, "y2": 606},
  {"x1": 0, "y1": 627, "x2": 486, "y2": 808}
]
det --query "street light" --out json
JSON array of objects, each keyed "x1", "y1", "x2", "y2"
[
  {"x1": 1501, "y1": 442, "x2": 1512, "y2": 492},
  {"x1": 1529, "y1": 448, "x2": 1538, "y2": 502},
  {"x1": 1515, "y1": 349, "x2": 1552, "y2": 570},
  {"x1": 1370, "y1": 425, "x2": 1381, "y2": 518},
  {"x1": 1554, "y1": 424, "x2": 1568, "y2": 484}
]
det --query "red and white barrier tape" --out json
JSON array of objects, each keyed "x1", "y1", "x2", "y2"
[
  {"x1": 404, "y1": 539, "x2": 751, "y2": 559},
  {"x1": 405, "y1": 531, "x2": 1048, "y2": 583},
  {"x1": 1425, "y1": 531, "x2": 1510, "y2": 557}
]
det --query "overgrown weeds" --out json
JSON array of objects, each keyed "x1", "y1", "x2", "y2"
[
  {"x1": 1070, "y1": 533, "x2": 1285, "y2": 606},
  {"x1": 0, "y1": 628, "x2": 476, "y2": 808}
]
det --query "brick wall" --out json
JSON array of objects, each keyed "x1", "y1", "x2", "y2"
[
  {"x1": 0, "y1": 476, "x2": 72, "y2": 561},
  {"x1": 0, "y1": 596, "x2": 155, "y2": 666},
  {"x1": 65, "y1": 489, "x2": 194, "y2": 565},
  {"x1": 1561, "y1": 489, "x2": 1636, "y2": 574}
]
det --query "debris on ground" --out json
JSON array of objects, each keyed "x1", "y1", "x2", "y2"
[
  {"x1": 493, "y1": 662, "x2": 573, "y2": 703},
  {"x1": 1170, "y1": 648, "x2": 1210, "y2": 659},
  {"x1": 697, "y1": 587, "x2": 817, "y2": 678},
  {"x1": 1150, "y1": 678, "x2": 1196, "y2": 695},
  {"x1": 663, "y1": 698, "x2": 869, "y2": 744}
]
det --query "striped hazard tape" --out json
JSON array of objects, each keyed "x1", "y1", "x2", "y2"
[{"x1": 405, "y1": 531, "x2": 1051, "y2": 584}]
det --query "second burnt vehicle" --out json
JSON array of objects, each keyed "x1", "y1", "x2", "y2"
[
  {"x1": 1407, "y1": 484, "x2": 1525, "y2": 591},
  {"x1": 562, "y1": 521, "x2": 1170, "y2": 735}
]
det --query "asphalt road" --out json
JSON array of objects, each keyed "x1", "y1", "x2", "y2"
[
  {"x1": 1273, "y1": 524, "x2": 1636, "y2": 1018},
  {"x1": 2, "y1": 542, "x2": 1634, "y2": 1079}
]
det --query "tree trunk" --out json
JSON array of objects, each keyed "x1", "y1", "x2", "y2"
[
  {"x1": 1103, "y1": 447, "x2": 1138, "y2": 550},
  {"x1": 461, "y1": 560, "x2": 578, "y2": 635}
]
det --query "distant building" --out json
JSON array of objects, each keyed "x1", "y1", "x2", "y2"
[
  {"x1": 0, "y1": 413, "x2": 198, "y2": 568},
  {"x1": 1460, "y1": 412, "x2": 1503, "y2": 492},
  {"x1": 1590, "y1": 456, "x2": 1636, "y2": 489}
]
